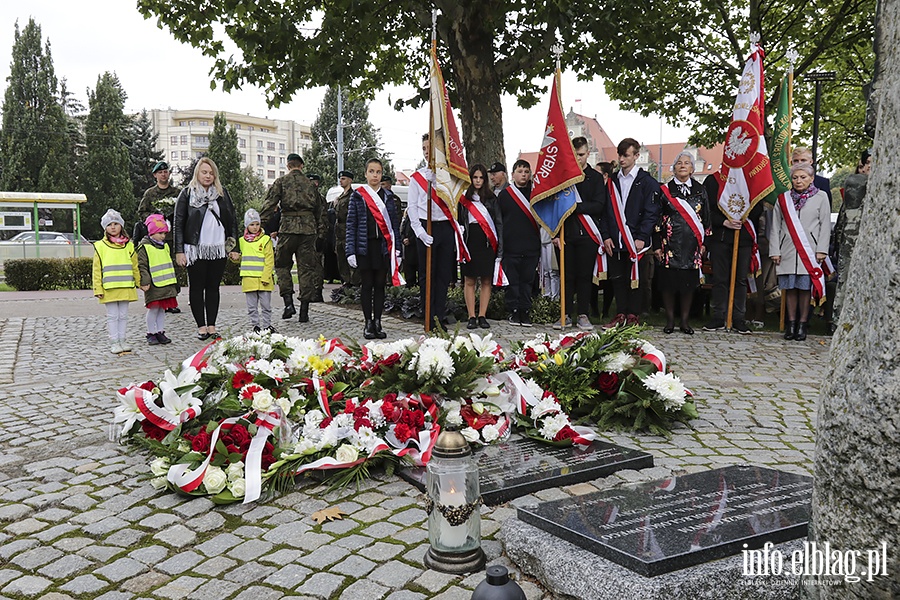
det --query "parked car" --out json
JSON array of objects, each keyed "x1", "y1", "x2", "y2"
[{"x1": 1, "y1": 231, "x2": 90, "y2": 244}]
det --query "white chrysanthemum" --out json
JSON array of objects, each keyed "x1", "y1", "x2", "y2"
[
  {"x1": 305, "y1": 409, "x2": 325, "y2": 427},
  {"x1": 268, "y1": 332, "x2": 287, "y2": 345},
  {"x1": 451, "y1": 335, "x2": 474, "y2": 353},
  {"x1": 317, "y1": 426, "x2": 339, "y2": 449},
  {"x1": 442, "y1": 400, "x2": 463, "y2": 427},
  {"x1": 461, "y1": 427, "x2": 480, "y2": 443},
  {"x1": 333, "y1": 413, "x2": 355, "y2": 429},
  {"x1": 481, "y1": 423, "x2": 500, "y2": 442},
  {"x1": 532, "y1": 397, "x2": 562, "y2": 420},
  {"x1": 643, "y1": 372, "x2": 687, "y2": 410},
  {"x1": 366, "y1": 338, "x2": 416, "y2": 360},
  {"x1": 292, "y1": 438, "x2": 316, "y2": 455},
  {"x1": 524, "y1": 378, "x2": 546, "y2": 404},
  {"x1": 602, "y1": 351, "x2": 635, "y2": 373},
  {"x1": 354, "y1": 427, "x2": 380, "y2": 453},
  {"x1": 539, "y1": 413, "x2": 570, "y2": 440},
  {"x1": 410, "y1": 339, "x2": 455, "y2": 383}
]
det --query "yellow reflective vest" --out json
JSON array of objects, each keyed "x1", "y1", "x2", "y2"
[
  {"x1": 94, "y1": 240, "x2": 137, "y2": 289},
  {"x1": 239, "y1": 234, "x2": 274, "y2": 292},
  {"x1": 144, "y1": 243, "x2": 177, "y2": 287}
]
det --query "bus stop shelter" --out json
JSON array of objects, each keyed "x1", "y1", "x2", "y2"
[{"x1": 0, "y1": 192, "x2": 89, "y2": 261}]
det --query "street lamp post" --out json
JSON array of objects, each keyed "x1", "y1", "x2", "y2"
[{"x1": 804, "y1": 71, "x2": 836, "y2": 166}]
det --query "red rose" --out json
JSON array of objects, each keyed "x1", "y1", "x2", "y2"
[
  {"x1": 141, "y1": 420, "x2": 167, "y2": 441},
  {"x1": 393, "y1": 423, "x2": 414, "y2": 443},
  {"x1": 188, "y1": 429, "x2": 211, "y2": 453},
  {"x1": 229, "y1": 425, "x2": 252, "y2": 452},
  {"x1": 554, "y1": 426, "x2": 578, "y2": 442},
  {"x1": 232, "y1": 371, "x2": 254, "y2": 389},
  {"x1": 354, "y1": 418, "x2": 372, "y2": 431},
  {"x1": 353, "y1": 406, "x2": 369, "y2": 420},
  {"x1": 261, "y1": 441, "x2": 276, "y2": 470},
  {"x1": 524, "y1": 348, "x2": 539, "y2": 363},
  {"x1": 332, "y1": 391, "x2": 344, "y2": 403},
  {"x1": 596, "y1": 372, "x2": 620, "y2": 395},
  {"x1": 138, "y1": 381, "x2": 156, "y2": 392}
]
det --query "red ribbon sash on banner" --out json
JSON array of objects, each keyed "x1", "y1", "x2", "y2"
[
  {"x1": 575, "y1": 214, "x2": 608, "y2": 279},
  {"x1": 607, "y1": 178, "x2": 640, "y2": 287},
  {"x1": 777, "y1": 192, "x2": 826, "y2": 299},
  {"x1": 356, "y1": 186, "x2": 405, "y2": 287},
  {"x1": 411, "y1": 171, "x2": 470, "y2": 263},
  {"x1": 507, "y1": 185, "x2": 539, "y2": 231}
]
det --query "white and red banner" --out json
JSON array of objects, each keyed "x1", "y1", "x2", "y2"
[
  {"x1": 716, "y1": 41, "x2": 775, "y2": 221},
  {"x1": 429, "y1": 47, "x2": 469, "y2": 219},
  {"x1": 357, "y1": 185, "x2": 405, "y2": 286}
]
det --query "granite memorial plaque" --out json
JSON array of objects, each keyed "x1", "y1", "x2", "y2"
[
  {"x1": 400, "y1": 434, "x2": 653, "y2": 505},
  {"x1": 517, "y1": 464, "x2": 813, "y2": 576}
]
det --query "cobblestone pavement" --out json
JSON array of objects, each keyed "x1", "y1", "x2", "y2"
[{"x1": 0, "y1": 287, "x2": 830, "y2": 599}]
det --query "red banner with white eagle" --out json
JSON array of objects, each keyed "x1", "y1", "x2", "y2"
[{"x1": 716, "y1": 42, "x2": 775, "y2": 221}]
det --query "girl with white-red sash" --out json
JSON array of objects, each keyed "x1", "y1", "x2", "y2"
[
  {"x1": 457, "y1": 163, "x2": 503, "y2": 329},
  {"x1": 769, "y1": 163, "x2": 831, "y2": 341},
  {"x1": 345, "y1": 158, "x2": 402, "y2": 340}
]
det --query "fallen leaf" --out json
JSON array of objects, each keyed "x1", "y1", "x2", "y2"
[{"x1": 311, "y1": 505, "x2": 348, "y2": 524}]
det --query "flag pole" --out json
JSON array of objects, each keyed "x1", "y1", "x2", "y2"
[
  {"x1": 551, "y1": 46, "x2": 567, "y2": 328},
  {"x1": 726, "y1": 230, "x2": 739, "y2": 330},
  {"x1": 779, "y1": 47, "x2": 798, "y2": 333},
  {"x1": 424, "y1": 11, "x2": 437, "y2": 333}
]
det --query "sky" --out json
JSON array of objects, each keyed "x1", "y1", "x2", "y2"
[{"x1": 0, "y1": 1, "x2": 695, "y2": 173}]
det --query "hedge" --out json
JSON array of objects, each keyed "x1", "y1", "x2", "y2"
[{"x1": 4, "y1": 257, "x2": 241, "y2": 291}]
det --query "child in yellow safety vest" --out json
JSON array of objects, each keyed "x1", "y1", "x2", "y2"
[
  {"x1": 238, "y1": 209, "x2": 276, "y2": 333},
  {"x1": 137, "y1": 214, "x2": 179, "y2": 345},
  {"x1": 92, "y1": 209, "x2": 140, "y2": 354}
]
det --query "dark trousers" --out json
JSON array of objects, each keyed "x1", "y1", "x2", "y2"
[
  {"x1": 504, "y1": 253, "x2": 541, "y2": 315},
  {"x1": 709, "y1": 239, "x2": 752, "y2": 323},
  {"x1": 403, "y1": 240, "x2": 419, "y2": 288},
  {"x1": 360, "y1": 267, "x2": 387, "y2": 322},
  {"x1": 608, "y1": 252, "x2": 650, "y2": 316},
  {"x1": 417, "y1": 220, "x2": 455, "y2": 324},
  {"x1": 187, "y1": 258, "x2": 227, "y2": 327},
  {"x1": 558, "y1": 237, "x2": 599, "y2": 316}
]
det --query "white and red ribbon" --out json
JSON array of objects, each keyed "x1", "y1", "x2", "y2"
[
  {"x1": 608, "y1": 178, "x2": 641, "y2": 288},
  {"x1": 459, "y1": 195, "x2": 509, "y2": 286},
  {"x1": 357, "y1": 185, "x2": 405, "y2": 287},
  {"x1": 507, "y1": 185, "x2": 539, "y2": 231},
  {"x1": 660, "y1": 184, "x2": 705, "y2": 249},
  {"x1": 777, "y1": 192, "x2": 826, "y2": 299},
  {"x1": 411, "y1": 171, "x2": 470, "y2": 263},
  {"x1": 744, "y1": 219, "x2": 761, "y2": 293},
  {"x1": 575, "y1": 214, "x2": 608, "y2": 279}
]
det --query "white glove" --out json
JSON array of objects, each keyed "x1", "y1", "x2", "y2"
[
  {"x1": 348, "y1": 255, "x2": 357, "y2": 269},
  {"x1": 395, "y1": 250, "x2": 402, "y2": 261},
  {"x1": 419, "y1": 232, "x2": 434, "y2": 247}
]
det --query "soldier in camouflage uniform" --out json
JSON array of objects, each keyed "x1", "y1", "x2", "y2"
[
  {"x1": 138, "y1": 161, "x2": 183, "y2": 312},
  {"x1": 832, "y1": 171, "x2": 868, "y2": 323},
  {"x1": 307, "y1": 173, "x2": 326, "y2": 302},
  {"x1": 260, "y1": 154, "x2": 326, "y2": 322},
  {"x1": 334, "y1": 170, "x2": 361, "y2": 287}
]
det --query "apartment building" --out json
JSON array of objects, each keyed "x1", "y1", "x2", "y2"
[{"x1": 148, "y1": 109, "x2": 313, "y2": 184}]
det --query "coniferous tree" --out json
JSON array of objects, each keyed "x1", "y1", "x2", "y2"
[
  {"x1": 207, "y1": 112, "x2": 245, "y2": 217},
  {"x1": 124, "y1": 109, "x2": 164, "y2": 201},
  {"x1": 240, "y1": 165, "x2": 267, "y2": 211},
  {"x1": 0, "y1": 19, "x2": 75, "y2": 194},
  {"x1": 304, "y1": 87, "x2": 393, "y2": 188},
  {"x1": 80, "y1": 72, "x2": 134, "y2": 239}
]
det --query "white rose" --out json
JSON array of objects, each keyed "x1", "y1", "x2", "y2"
[
  {"x1": 335, "y1": 444, "x2": 359, "y2": 464},
  {"x1": 202, "y1": 465, "x2": 228, "y2": 494},
  {"x1": 225, "y1": 461, "x2": 244, "y2": 482},
  {"x1": 227, "y1": 477, "x2": 246, "y2": 498},
  {"x1": 149, "y1": 457, "x2": 169, "y2": 477},
  {"x1": 150, "y1": 476, "x2": 168, "y2": 490},
  {"x1": 482, "y1": 424, "x2": 500, "y2": 443},
  {"x1": 251, "y1": 389, "x2": 275, "y2": 412},
  {"x1": 305, "y1": 410, "x2": 325, "y2": 427},
  {"x1": 276, "y1": 396, "x2": 293, "y2": 416},
  {"x1": 461, "y1": 427, "x2": 480, "y2": 443}
]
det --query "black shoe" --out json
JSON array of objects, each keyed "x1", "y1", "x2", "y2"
[
  {"x1": 784, "y1": 320, "x2": 796, "y2": 340},
  {"x1": 281, "y1": 294, "x2": 296, "y2": 320},
  {"x1": 197, "y1": 331, "x2": 211, "y2": 341},
  {"x1": 663, "y1": 325, "x2": 675, "y2": 334},
  {"x1": 795, "y1": 321, "x2": 808, "y2": 341},
  {"x1": 520, "y1": 313, "x2": 533, "y2": 327},
  {"x1": 680, "y1": 325, "x2": 694, "y2": 335},
  {"x1": 467, "y1": 317, "x2": 478, "y2": 330},
  {"x1": 439, "y1": 319, "x2": 451, "y2": 331},
  {"x1": 507, "y1": 311, "x2": 520, "y2": 326},
  {"x1": 374, "y1": 319, "x2": 387, "y2": 339},
  {"x1": 165, "y1": 307, "x2": 181, "y2": 314},
  {"x1": 147, "y1": 333, "x2": 160, "y2": 346},
  {"x1": 252, "y1": 326, "x2": 261, "y2": 333},
  {"x1": 156, "y1": 331, "x2": 172, "y2": 344},
  {"x1": 265, "y1": 326, "x2": 276, "y2": 334},
  {"x1": 478, "y1": 316, "x2": 490, "y2": 329},
  {"x1": 298, "y1": 300, "x2": 310, "y2": 323},
  {"x1": 733, "y1": 321, "x2": 751, "y2": 335},
  {"x1": 703, "y1": 319, "x2": 725, "y2": 331},
  {"x1": 364, "y1": 319, "x2": 377, "y2": 340}
]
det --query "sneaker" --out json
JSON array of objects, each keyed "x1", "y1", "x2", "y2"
[
  {"x1": 147, "y1": 333, "x2": 160, "y2": 346},
  {"x1": 252, "y1": 325, "x2": 262, "y2": 333},
  {"x1": 520, "y1": 313, "x2": 533, "y2": 327},
  {"x1": 625, "y1": 314, "x2": 639, "y2": 326},
  {"x1": 507, "y1": 311, "x2": 520, "y2": 326},
  {"x1": 577, "y1": 314, "x2": 594, "y2": 330},
  {"x1": 733, "y1": 321, "x2": 751, "y2": 335},
  {"x1": 703, "y1": 319, "x2": 725, "y2": 331},
  {"x1": 467, "y1": 317, "x2": 478, "y2": 330},
  {"x1": 165, "y1": 307, "x2": 181, "y2": 314},
  {"x1": 265, "y1": 326, "x2": 277, "y2": 334},
  {"x1": 110, "y1": 342, "x2": 123, "y2": 354},
  {"x1": 553, "y1": 316, "x2": 573, "y2": 330},
  {"x1": 478, "y1": 316, "x2": 490, "y2": 329},
  {"x1": 119, "y1": 340, "x2": 133, "y2": 352},
  {"x1": 156, "y1": 331, "x2": 172, "y2": 344},
  {"x1": 603, "y1": 313, "x2": 626, "y2": 329}
]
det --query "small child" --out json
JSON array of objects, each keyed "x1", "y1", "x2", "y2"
[
  {"x1": 238, "y1": 209, "x2": 275, "y2": 333},
  {"x1": 137, "y1": 214, "x2": 179, "y2": 345},
  {"x1": 92, "y1": 209, "x2": 140, "y2": 354}
]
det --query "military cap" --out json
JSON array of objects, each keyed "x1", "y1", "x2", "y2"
[
  {"x1": 151, "y1": 161, "x2": 170, "y2": 173},
  {"x1": 381, "y1": 175, "x2": 393, "y2": 183},
  {"x1": 338, "y1": 170, "x2": 354, "y2": 179},
  {"x1": 287, "y1": 153, "x2": 303, "y2": 163},
  {"x1": 307, "y1": 173, "x2": 322, "y2": 181},
  {"x1": 487, "y1": 162, "x2": 506, "y2": 173}
]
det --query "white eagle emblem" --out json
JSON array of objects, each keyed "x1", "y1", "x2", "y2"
[{"x1": 724, "y1": 126, "x2": 752, "y2": 160}]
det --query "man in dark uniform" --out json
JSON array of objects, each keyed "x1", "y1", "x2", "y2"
[
  {"x1": 333, "y1": 170, "x2": 360, "y2": 287},
  {"x1": 138, "y1": 161, "x2": 182, "y2": 312},
  {"x1": 260, "y1": 154, "x2": 327, "y2": 322}
]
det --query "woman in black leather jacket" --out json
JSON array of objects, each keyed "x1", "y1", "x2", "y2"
[{"x1": 173, "y1": 157, "x2": 239, "y2": 340}]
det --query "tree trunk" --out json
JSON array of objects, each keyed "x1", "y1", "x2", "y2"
[
  {"x1": 803, "y1": 1, "x2": 900, "y2": 597},
  {"x1": 439, "y1": 3, "x2": 507, "y2": 170}
]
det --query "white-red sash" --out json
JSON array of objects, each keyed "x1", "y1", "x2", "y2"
[
  {"x1": 357, "y1": 185, "x2": 405, "y2": 286},
  {"x1": 411, "y1": 171, "x2": 470, "y2": 263},
  {"x1": 660, "y1": 184, "x2": 705, "y2": 248},
  {"x1": 575, "y1": 214, "x2": 608, "y2": 279},
  {"x1": 458, "y1": 195, "x2": 509, "y2": 286},
  {"x1": 507, "y1": 185, "x2": 539, "y2": 231},
  {"x1": 743, "y1": 219, "x2": 761, "y2": 293},
  {"x1": 777, "y1": 192, "x2": 826, "y2": 299},
  {"x1": 607, "y1": 178, "x2": 640, "y2": 287}
]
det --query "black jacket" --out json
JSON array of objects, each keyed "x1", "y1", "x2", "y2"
[
  {"x1": 498, "y1": 184, "x2": 540, "y2": 256},
  {"x1": 458, "y1": 194, "x2": 504, "y2": 260},
  {"x1": 703, "y1": 173, "x2": 764, "y2": 247},
  {"x1": 653, "y1": 178, "x2": 710, "y2": 270},
  {"x1": 601, "y1": 168, "x2": 661, "y2": 248},
  {"x1": 173, "y1": 187, "x2": 238, "y2": 253},
  {"x1": 563, "y1": 166, "x2": 607, "y2": 239}
]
